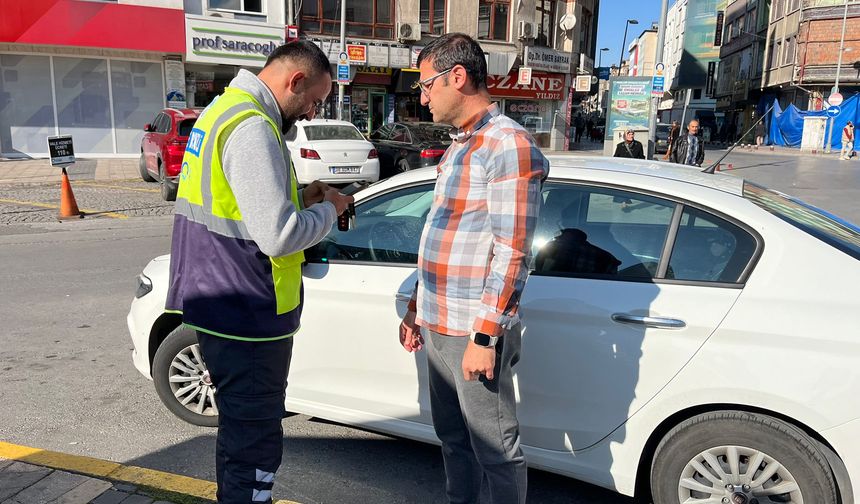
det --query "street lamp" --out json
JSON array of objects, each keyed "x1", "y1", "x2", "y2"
[
  {"x1": 619, "y1": 19, "x2": 639, "y2": 73},
  {"x1": 598, "y1": 47, "x2": 609, "y2": 68}
]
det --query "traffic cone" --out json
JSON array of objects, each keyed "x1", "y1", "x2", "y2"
[
  {"x1": 59, "y1": 168, "x2": 82, "y2": 220},
  {"x1": 727, "y1": 163, "x2": 734, "y2": 170}
]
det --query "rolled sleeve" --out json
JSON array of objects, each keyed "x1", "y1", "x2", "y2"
[{"x1": 472, "y1": 133, "x2": 549, "y2": 337}]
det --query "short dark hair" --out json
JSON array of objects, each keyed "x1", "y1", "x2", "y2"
[
  {"x1": 416, "y1": 33, "x2": 487, "y2": 90},
  {"x1": 265, "y1": 40, "x2": 332, "y2": 79}
]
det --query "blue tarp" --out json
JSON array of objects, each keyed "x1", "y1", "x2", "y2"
[{"x1": 767, "y1": 93, "x2": 860, "y2": 149}]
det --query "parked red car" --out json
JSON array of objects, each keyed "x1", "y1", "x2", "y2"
[{"x1": 139, "y1": 108, "x2": 201, "y2": 201}]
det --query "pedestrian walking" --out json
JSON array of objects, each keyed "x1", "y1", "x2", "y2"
[
  {"x1": 165, "y1": 41, "x2": 353, "y2": 504},
  {"x1": 574, "y1": 113, "x2": 585, "y2": 143},
  {"x1": 664, "y1": 120, "x2": 680, "y2": 160},
  {"x1": 399, "y1": 33, "x2": 549, "y2": 504},
  {"x1": 613, "y1": 128, "x2": 645, "y2": 159},
  {"x1": 670, "y1": 119, "x2": 705, "y2": 166},
  {"x1": 755, "y1": 119, "x2": 766, "y2": 147},
  {"x1": 840, "y1": 121, "x2": 855, "y2": 161}
]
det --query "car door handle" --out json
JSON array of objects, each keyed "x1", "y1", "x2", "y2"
[
  {"x1": 395, "y1": 292, "x2": 412, "y2": 303},
  {"x1": 611, "y1": 313, "x2": 686, "y2": 329}
]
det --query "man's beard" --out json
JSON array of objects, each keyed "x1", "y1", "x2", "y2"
[{"x1": 281, "y1": 98, "x2": 310, "y2": 134}]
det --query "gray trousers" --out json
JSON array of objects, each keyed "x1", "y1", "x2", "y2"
[{"x1": 426, "y1": 326, "x2": 526, "y2": 504}]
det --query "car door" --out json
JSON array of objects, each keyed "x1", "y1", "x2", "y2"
[
  {"x1": 142, "y1": 113, "x2": 164, "y2": 171},
  {"x1": 370, "y1": 125, "x2": 393, "y2": 170},
  {"x1": 154, "y1": 113, "x2": 173, "y2": 165},
  {"x1": 289, "y1": 182, "x2": 436, "y2": 427},
  {"x1": 515, "y1": 181, "x2": 757, "y2": 451}
]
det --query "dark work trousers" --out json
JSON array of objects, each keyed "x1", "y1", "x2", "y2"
[
  {"x1": 196, "y1": 331, "x2": 294, "y2": 504},
  {"x1": 426, "y1": 325, "x2": 526, "y2": 504}
]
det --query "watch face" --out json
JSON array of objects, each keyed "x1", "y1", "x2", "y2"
[{"x1": 474, "y1": 333, "x2": 494, "y2": 347}]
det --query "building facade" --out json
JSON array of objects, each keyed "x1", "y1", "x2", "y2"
[
  {"x1": 714, "y1": 0, "x2": 770, "y2": 143},
  {"x1": 761, "y1": 0, "x2": 860, "y2": 111},
  {"x1": 0, "y1": 0, "x2": 186, "y2": 157},
  {"x1": 659, "y1": 0, "x2": 725, "y2": 140},
  {"x1": 627, "y1": 25, "x2": 659, "y2": 77}
]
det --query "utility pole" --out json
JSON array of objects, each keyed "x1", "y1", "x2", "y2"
[
  {"x1": 825, "y1": 0, "x2": 849, "y2": 153},
  {"x1": 287, "y1": 0, "x2": 294, "y2": 27},
  {"x1": 649, "y1": 0, "x2": 669, "y2": 159},
  {"x1": 337, "y1": 0, "x2": 346, "y2": 121}
]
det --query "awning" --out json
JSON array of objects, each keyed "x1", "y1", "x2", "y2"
[
  {"x1": 0, "y1": 0, "x2": 185, "y2": 53},
  {"x1": 394, "y1": 69, "x2": 420, "y2": 94}
]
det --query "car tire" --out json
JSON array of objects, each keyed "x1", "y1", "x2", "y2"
[
  {"x1": 139, "y1": 151, "x2": 155, "y2": 182},
  {"x1": 650, "y1": 410, "x2": 838, "y2": 504},
  {"x1": 396, "y1": 159, "x2": 411, "y2": 174},
  {"x1": 159, "y1": 161, "x2": 177, "y2": 201},
  {"x1": 152, "y1": 325, "x2": 219, "y2": 427}
]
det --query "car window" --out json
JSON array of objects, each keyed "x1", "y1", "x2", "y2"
[
  {"x1": 370, "y1": 125, "x2": 392, "y2": 140},
  {"x1": 390, "y1": 125, "x2": 411, "y2": 143},
  {"x1": 533, "y1": 183, "x2": 675, "y2": 279},
  {"x1": 744, "y1": 182, "x2": 860, "y2": 260},
  {"x1": 156, "y1": 114, "x2": 171, "y2": 134},
  {"x1": 667, "y1": 207, "x2": 757, "y2": 283},
  {"x1": 178, "y1": 118, "x2": 196, "y2": 137},
  {"x1": 305, "y1": 184, "x2": 434, "y2": 265},
  {"x1": 411, "y1": 126, "x2": 451, "y2": 143},
  {"x1": 303, "y1": 125, "x2": 365, "y2": 141}
]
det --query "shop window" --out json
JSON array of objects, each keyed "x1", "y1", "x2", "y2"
[
  {"x1": 209, "y1": 0, "x2": 263, "y2": 13},
  {"x1": 693, "y1": 88, "x2": 702, "y2": 100},
  {"x1": 420, "y1": 0, "x2": 446, "y2": 35},
  {"x1": 0, "y1": 54, "x2": 55, "y2": 155},
  {"x1": 111, "y1": 60, "x2": 164, "y2": 154},
  {"x1": 53, "y1": 57, "x2": 113, "y2": 153},
  {"x1": 504, "y1": 99, "x2": 554, "y2": 148},
  {"x1": 478, "y1": 0, "x2": 510, "y2": 41},
  {"x1": 302, "y1": 0, "x2": 394, "y2": 39},
  {"x1": 535, "y1": 0, "x2": 554, "y2": 47}
]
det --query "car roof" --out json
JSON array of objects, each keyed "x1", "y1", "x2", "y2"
[
  {"x1": 164, "y1": 108, "x2": 201, "y2": 119},
  {"x1": 366, "y1": 155, "x2": 745, "y2": 197}
]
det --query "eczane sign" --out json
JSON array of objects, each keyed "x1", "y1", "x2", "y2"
[{"x1": 488, "y1": 71, "x2": 565, "y2": 100}]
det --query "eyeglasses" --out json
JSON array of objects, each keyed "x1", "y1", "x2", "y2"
[{"x1": 411, "y1": 67, "x2": 453, "y2": 94}]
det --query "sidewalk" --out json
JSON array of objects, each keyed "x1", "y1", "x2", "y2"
[{"x1": 0, "y1": 158, "x2": 139, "y2": 185}]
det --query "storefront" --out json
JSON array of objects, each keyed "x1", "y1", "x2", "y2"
[
  {"x1": 183, "y1": 15, "x2": 286, "y2": 108},
  {"x1": 0, "y1": 1, "x2": 184, "y2": 157},
  {"x1": 487, "y1": 70, "x2": 567, "y2": 147}
]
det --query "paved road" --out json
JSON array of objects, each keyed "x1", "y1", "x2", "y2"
[{"x1": 1, "y1": 151, "x2": 858, "y2": 504}]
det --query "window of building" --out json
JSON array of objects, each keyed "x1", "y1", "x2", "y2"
[
  {"x1": 209, "y1": 0, "x2": 263, "y2": 13},
  {"x1": 0, "y1": 54, "x2": 55, "y2": 154},
  {"x1": 535, "y1": 0, "x2": 555, "y2": 47},
  {"x1": 579, "y1": 9, "x2": 593, "y2": 56},
  {"x1": 478, "y1": 0, "x2": 510, "y2": 41},
  {"x1": 770, "y1": 40, "x2": 781, "y2": 68},
  {"x1": 788, "y1": 0, "x2": 801, "y2": 12},
  {"x1": 693, "y1": 88, "x2": 703, "y2": 100},
  {"x1": 53, "y1": 57, "x2": 113, "y2": 153},
  {"x1": 772, "y1": 0, "x2": 783, "y2": 19},
  {"x1": 420, "y1": 0, "x2": 445, "y2": 35},
  {"x1": 111, "y1": 60, "x2": 164, "y2": 153},
  {"x1": 783, "y1": 36, "x2": 796, "y2": 66},
  {"x1": 302, "y1": 0, "x2": 394, "y2": 39},
  {"x1": 746, "y1": 9, "x2": 756, "y2": 34}
]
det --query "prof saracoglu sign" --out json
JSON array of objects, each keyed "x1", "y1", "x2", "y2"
[{"x1": 186, "y1": 16, "x2": 285, "y2": 67}]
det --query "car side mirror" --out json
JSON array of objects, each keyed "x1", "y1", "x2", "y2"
[{"x1": 144, "y1": 123, "x2": 153, "y2": 132}]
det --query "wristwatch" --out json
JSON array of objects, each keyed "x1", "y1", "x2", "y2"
[{"x1": 470, "y1": 332, "x2": 499, "y2": 348}]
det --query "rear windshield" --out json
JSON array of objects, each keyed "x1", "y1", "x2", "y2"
[
  {"x1": 411, "y1": 126, "x2": 452, "y2": 143},
  {"x1": 744, "y1": 182, "x2": 860, "y2": 260},
  {"x1": 304, "y1": 125, "x2": 364, "y2": 141},
  {"x1": 178, "y1": 119, "x2": 197, "y2": 137}
]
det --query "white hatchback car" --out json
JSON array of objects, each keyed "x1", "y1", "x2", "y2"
[
  {"x1": 128, "y1": 156, "x2": 860, "y2": 504},
  {"x1": 285, "y1": 119, "x2": 380, "y2": 185}
]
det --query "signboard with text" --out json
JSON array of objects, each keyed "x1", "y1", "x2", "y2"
[
  {"x1": 185, "y1": 15, "x2": 284, "y2": 67},
  {"x1": 347, "y1": 44, "x2": 367, "y2": 65},
  {"x1": 48, "y1": 135, "x2": 75, "y2": 166},
  {"x1": 517, "y1": 67, "x2": 532, "y2": 85},
  {"x1": 487, "y1": 71, "x2": 565, "y2": 100},
  {"x1": 575, "y1": 75, "x2": 591, "y2": 92},
  {"x1": 523, "y1": 46, "x2": 572, "y2": 73},
  {"x1": 605, "y1": 76, "x2": 653, "y2": 140}
]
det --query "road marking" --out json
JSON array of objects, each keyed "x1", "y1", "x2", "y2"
[
  {"x1": 74, "y1": 181, "x2": 160, "y2": 194},
  {"x1": 0, "y1": 198, "x2": 128, "y2": 219},
  {"x1": 0, "y1": 441, "x2": 299, "y2": 504}
]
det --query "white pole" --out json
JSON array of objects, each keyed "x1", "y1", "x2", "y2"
[
  {"x1": 825, "y1": 0, "x2": 849, "y2": 153},
  {"x1": 648, "y1": 0, "x2": 670, "y2": 158},
  {"x1": 287, "y1": 0, "x2": 294, "y2": 26},
  {"x1": 337, "y1": 0, "x2": 346, "y2": 121}
]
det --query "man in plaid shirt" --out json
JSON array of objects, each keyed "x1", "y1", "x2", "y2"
[{"x1": 398, "y1": 33, "x2": 549, "y2": 504}]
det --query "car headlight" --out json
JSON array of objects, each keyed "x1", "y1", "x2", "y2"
[{"x1": 135, "y1": 274, "x2": 153, "y2": 299}]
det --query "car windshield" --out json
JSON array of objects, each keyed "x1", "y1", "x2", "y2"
[
  {"x1": 409, "y1": 126, "x2": 452, "y2": 143},
  {"x1": 744, "y1": 182, "x2": 860, "y2": 260},
  {"x1": 178, "y1": 119, "x2": 196, "y2": 137},
  {"x1": 304, "y1": 125, "x2": 364, "y2": 141}
]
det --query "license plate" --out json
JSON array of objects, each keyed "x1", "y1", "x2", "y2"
[{"x1": 330, "y1": 166, "x2": 360, "y2": 174}]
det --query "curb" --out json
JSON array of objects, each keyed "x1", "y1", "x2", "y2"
[{"x1": 0, "y1": 441, "x2": 297, "y2": 504}]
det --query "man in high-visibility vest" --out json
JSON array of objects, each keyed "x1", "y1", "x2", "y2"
[{"x1": 165, "y1": 41, "x2": 352, "y2": 504}]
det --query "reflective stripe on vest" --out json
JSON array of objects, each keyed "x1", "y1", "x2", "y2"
[{"x1": 176, "y1": 87, "x2": 305, "y2": 317}]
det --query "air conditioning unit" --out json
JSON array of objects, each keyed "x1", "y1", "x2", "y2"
[
  {"x1": 518, "y1": 21, "x2": 536, "y2": 40},
  {"x1": 397, "y1": 22, "x2": 421, "y2": 42}
]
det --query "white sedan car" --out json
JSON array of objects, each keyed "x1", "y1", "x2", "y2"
[
  {"x1": 128, "y1": 156, "x2": 860, "y2": 504},
  {"x1": 286, "y1": 119, "x2": 379, "y2": 185}
]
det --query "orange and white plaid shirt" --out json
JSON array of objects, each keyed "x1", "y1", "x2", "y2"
[{"x1": 409, "y1": 104, "x2": 549, "y2": 337}]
